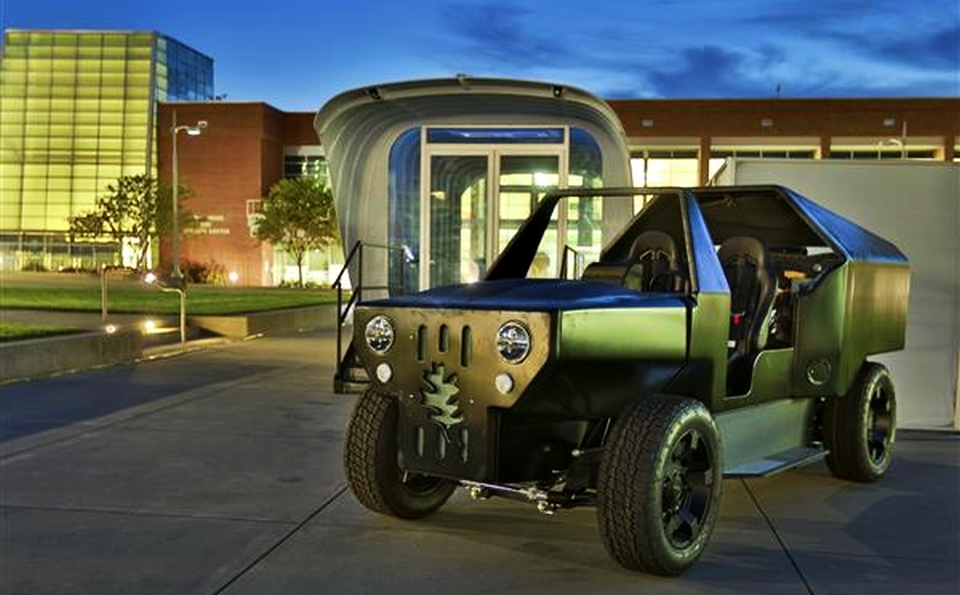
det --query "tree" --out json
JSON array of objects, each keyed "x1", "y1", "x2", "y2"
[
  {"x1": 254, "y1": 177, "x2": 339, "y2": 287},
  {"x1": 68, "y1": 174, "x2": 193, "y2": 271}
]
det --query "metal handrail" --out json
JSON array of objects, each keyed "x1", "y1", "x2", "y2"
[
  {"x1": 333, "y1": 240, "x2": 410, "y2": 389},
  {"x1": 560, "y1": 244, "x2": 583, "y2": 279}
]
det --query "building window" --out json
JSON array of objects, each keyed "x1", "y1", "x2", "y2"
[
  {"x1": 283, "y1": 155, "x2": 328, "y2": 184},
  {"x1": 829, "y1": 149, "x2": 937, "y2": 160},
  {"x1": 425, "y1": 127, "x2": 565, "y2": 144},
  {"x1": 630, "y1": 150, "x2": 699, "y2": 187},
  {"x1": 245, "y1": 199, "x2": 263, "y2": 238},
  {"x1": 712, "y1": 149, "x2": 815, "y2": 159},
  {"x1": 387, "y1": 127, "x2": 422, "y2": 292}
]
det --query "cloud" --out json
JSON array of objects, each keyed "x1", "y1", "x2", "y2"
[
  {"x1": 435, "y1": 1, "x2": 577, "y2": 69},
  {"x1": 843, "y1": 24, "x2": 960, "y2": 70},
  {"x1": 744, "y1": 0, "x2": 959, "y2": 72},
  {"x1": 428, "y1": 0, "x2": 958, "y2": 99},
  {"x1": 643, "y1": 46, "x2": 757, "y2": 97}
]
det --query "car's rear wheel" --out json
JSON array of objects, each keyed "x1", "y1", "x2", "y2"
[
  {"x1": 344, "y1": 388, "x2": 456, "y2": 519},
  {"x1": 823, "y1": 362, "x2": 896, "y2": 483},
  {"x1": 597, "y1": 395, "x2": 723, "y2": 576}
]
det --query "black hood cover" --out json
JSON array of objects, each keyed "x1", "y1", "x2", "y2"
[{"x1": 363, "y1": 279, "x2": 686, "y2": 312}]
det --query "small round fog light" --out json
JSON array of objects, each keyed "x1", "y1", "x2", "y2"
[
  {"x1": 495, "y1": 372, "x2": 514, "y2": 394},
  {"x1": 376, "y1": 362, "x2": 393, "y2": 383}
]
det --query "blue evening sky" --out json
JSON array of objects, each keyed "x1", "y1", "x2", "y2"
[{"x1": 3, "y1": 0, "x2": 958, "y2": 111}]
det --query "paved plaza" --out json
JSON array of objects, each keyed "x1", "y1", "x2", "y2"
[{"x1": 1, "y1": 331, "x2": 957, "y2": 594}]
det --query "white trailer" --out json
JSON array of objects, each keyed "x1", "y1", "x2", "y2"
[{"x1": 714, "y1": 159, "x2": 960, "y2": 429}]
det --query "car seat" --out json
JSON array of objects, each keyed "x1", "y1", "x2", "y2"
[
  {"x1": 627, "y1": 230, "x2": 682, "y2": 292},
  {"x1": 581, "y1": 230, "x2": 682, "y2": 292},
  {"x1": 717, "y1": 236, "x2": 778, "y2": 393}
]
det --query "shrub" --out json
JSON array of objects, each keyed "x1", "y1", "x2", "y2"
[
  {"x1": 21, "y1": 261, "x2": 48, "y2": 272},
  {"x1": 278, "y1": 279, "x2": 323, "y2": 289},
  {"x1": 179, "y1": 259, "x2": 227, "y2": 285}
]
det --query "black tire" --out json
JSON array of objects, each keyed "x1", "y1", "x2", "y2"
[
  {"x1": 597, "y1": 395, "x2": 723, "y2": 576},
  {"x1": 343, "y1": 388, "x2": 456, "y2": 519},
  {"x1": 823, "y1": 362, "x2": 896, "y2": 483}
]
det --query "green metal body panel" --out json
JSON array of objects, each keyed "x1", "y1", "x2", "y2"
[
  {"x1": 729, "y1": 348, "x2": 795, "y2": 404},
  {"x1": 839, "y1": 261, "x2": 910, "y2": 388},
  {"x1": 558, "y1": 307, "x2": 687, "y2": 360},
  {"x1": 791, "y1": 266, "x2": 847, "y2": 397},
  {"x1": 791, "y1": 261, "x2": 910, "y2": 397},
  {"x1": 715, "y1": 398, "x2": 818, "y2": 470},
  {"x1": 688, "y1": 291, "x2": 731, "y2": 408}
]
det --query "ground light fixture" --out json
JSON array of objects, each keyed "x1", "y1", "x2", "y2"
[{"x1": 142, "y1": 270, "x2": 186, "y2": 343}]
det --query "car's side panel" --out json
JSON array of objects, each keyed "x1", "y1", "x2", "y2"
[
  {"x1": 558, "y1": 307, "x2": 687, "y2": 360},
  {"x1": 688, "y1": 291, "x2": 732, "y2": 408},
  {"x1": 729, "y1": 347, "x2": 795, "y2": 403},
  {"x1": 792, "y1": 265, "x2": 848, "y2": 396},
  {"x1": 838, "y1": 261, "x2": 910, "y2": 388},
  {"x1": 791, "y1": 260, "x2": 910, "y2": 397},
  {"x1": 715, "y1": 397, "x2": 818, "y2": 471}
]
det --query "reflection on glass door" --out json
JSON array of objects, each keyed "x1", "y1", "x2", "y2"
[
  {"x1": 497, "y1": 154, "x2": 560, "y2": 277},
  {"x1": 428, "y1": 155, "x2": 488, "y2": 288}
]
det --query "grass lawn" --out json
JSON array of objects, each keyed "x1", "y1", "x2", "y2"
[
  {"x1": 0, "y1": 323, "x2": 82, "y2": 342},
  {"x1": 1, "y1": 273, "x2": 344, "y2": 316}
]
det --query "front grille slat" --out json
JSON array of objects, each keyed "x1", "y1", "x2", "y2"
[
  {"x1": 404, "y1": 321, "x2": 477, "y2": 471},
  {"x1": 461, "y1": 326, "x2": 472, "y2": 367}
]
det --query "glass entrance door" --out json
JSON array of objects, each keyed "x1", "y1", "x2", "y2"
[
  {"x1": 426, "y1": 154, "x2": 488, "y2": 288},
  {"x1": 496, "y1": 154, "x2": 561, "y2": 277},
  {"x1": 420, "y1": 134, "x2": 566, "y2": 289}
]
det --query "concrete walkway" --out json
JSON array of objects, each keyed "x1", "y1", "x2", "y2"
[{"x1": 1, "y1": 331, "x2": 957, "y2": 595}]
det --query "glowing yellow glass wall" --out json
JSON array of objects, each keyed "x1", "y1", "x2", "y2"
[{"x1": 0, "y1": 30, "x2": 213, "y2": 270}]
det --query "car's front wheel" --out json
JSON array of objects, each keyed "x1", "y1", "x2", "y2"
[
  {"x1": 344, "y1": 388, "x2": 456, "y2": 519},
  {"x1": 597, "y1": 394, "x2": 723, "y2": 576},
  {"x1": 823, "y1": 362, "x2": 896, "y2": 483}
]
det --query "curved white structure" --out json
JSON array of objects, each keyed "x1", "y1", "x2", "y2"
[{"x1": 315, "y1": 77, "x2": 632, "y2": 293}]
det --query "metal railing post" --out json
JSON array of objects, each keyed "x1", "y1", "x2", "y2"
[{"x1": 100, "y1": 264, "x2": 108, "y2": 322}]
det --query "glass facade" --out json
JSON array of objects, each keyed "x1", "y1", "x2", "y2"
[
  {"x1": 388, "y1": 126, "x2": 605, "y2": 291},
  {"x1": 0, "y1": 30, "x2": 213, "y2": 271}
]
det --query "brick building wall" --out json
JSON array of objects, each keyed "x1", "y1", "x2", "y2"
[{"x1": 157, "y1": 102, "x2": 321, "y2": 285}]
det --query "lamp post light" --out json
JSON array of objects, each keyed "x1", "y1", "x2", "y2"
[{"x1": 170, "y1": 109, "x2": 207, "y2": 343}]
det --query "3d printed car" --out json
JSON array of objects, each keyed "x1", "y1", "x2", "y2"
[{"x1": 341, "y1": 185, "x2": 909, "y2": 575}]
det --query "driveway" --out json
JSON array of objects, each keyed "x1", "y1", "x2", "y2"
[{"x1": 1, "y1": 331, "x2": 957, "y2": 594}]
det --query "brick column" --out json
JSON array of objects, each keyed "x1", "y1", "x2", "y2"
[
  {"x1": 698, "y1": 136, "x2": 711, "y2": 185},
  {"x1": 818, "y1": 136, "x2": 831, "y2": 159}
]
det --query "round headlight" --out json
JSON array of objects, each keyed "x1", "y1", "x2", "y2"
[
  {"x1": 365, "y1": 315, "x2": 395, "y2": 354},
  {"x1": 497, "y1": 321, "x2": 531, "y2": 364}
]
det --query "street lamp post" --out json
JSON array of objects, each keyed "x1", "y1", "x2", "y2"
[{"x1": 170, "y1": 109, "x2": 207, "y2": 343}]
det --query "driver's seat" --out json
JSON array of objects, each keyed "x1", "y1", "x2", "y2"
[{"x1": 718, "y1": 236, "x2": 778, "y2": 393}]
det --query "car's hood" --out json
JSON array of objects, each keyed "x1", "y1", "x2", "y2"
[{"x1": 362, "y1": 279, "x2": 687, "y2": 312}]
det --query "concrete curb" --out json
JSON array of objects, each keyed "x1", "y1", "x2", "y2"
[
  {"x1": 190, "y1": 304, "x2": 340, "y2": 339},
  {"x1": 0, "y1": 304, "x2": 342, "y2": 383},
  {"x1": 0, "y1": 329, "x2": 143, "y2": 383}
]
